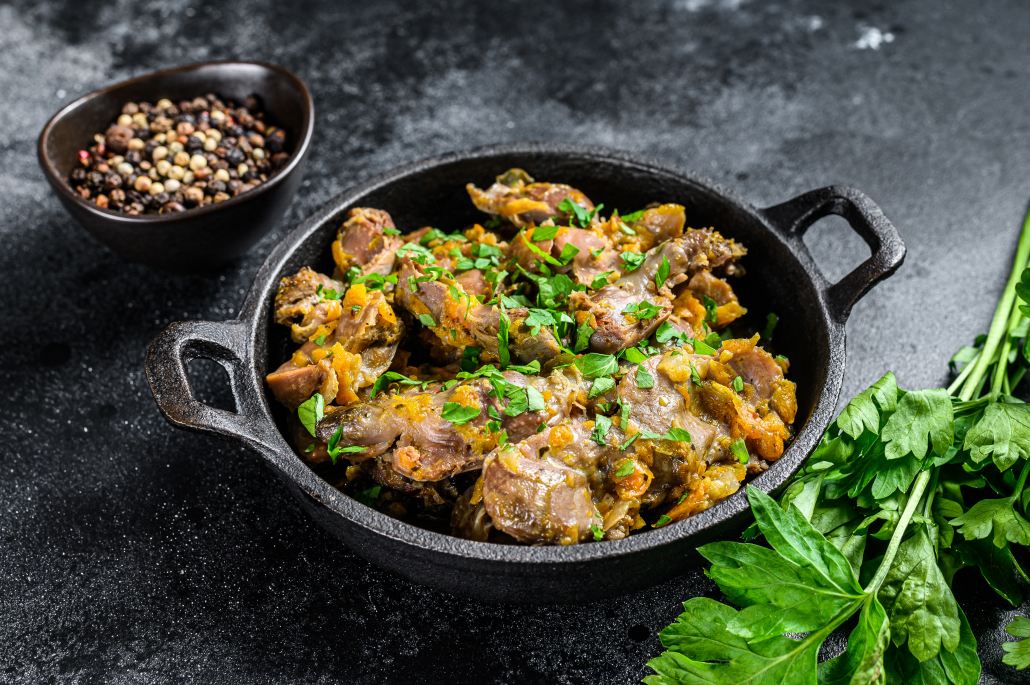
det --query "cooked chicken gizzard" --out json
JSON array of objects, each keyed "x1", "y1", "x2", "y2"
[{"x1": 266, "y1": 169, "x2": 796, "y2": 545}]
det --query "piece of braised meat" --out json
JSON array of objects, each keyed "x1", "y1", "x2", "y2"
[
  {"x1": 466, "y1": 168, "x2": 595, "y2": 229},
  {"x1": 331, "y1": 207, "x2": 404, "y2": 280}
]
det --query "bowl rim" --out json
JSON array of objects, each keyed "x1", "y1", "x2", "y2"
[
  {"x1": 37, "y1": 59, "x2": 315, "y2": 225},
  {"x1": 236, "y1": 142, "x2": 846, "y2": 565}
]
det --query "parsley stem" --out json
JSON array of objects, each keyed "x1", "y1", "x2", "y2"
[
  {"x1": 989, "y1": 303, "x2": 1026, "y2": 400},
  {"x1": 946, "y1": 348, "x2": 981, "y2": 395},
  {"x1": 1008, "y1": 459, "x2": 1030, "y2": 506},
  {"x1": 959, "y1": 204, "x2": 1030, "y2": 401},
  {"x1": 864, "y1": 469, "x2": 932, "y2": 595}
]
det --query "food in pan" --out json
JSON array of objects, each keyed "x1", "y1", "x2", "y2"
[
  {"x1": 67, "y1": 93, "x2": 289, "y2": 214},
  {"x1": 265, "y1": 169, "x2": 797, "y2": 544}
]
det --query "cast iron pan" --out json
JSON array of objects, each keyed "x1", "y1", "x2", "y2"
[{"x1": 145, "y1": 143, "x2": 905, "y2": 603}]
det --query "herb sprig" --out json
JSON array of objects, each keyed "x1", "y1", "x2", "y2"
[{"x1": 647, "y1": 204, "x2": 1030, "y2": 684}]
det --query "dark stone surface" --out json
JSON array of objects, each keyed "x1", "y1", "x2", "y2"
[{"x1": 0, "y1": 0, "x2": 1027, "y2": 683}]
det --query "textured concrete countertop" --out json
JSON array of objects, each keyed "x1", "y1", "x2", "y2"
[{"x1": 2, "y1": 1, "x2": 1029, "y2": 682}]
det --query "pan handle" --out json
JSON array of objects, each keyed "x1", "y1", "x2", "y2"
[
  {"x1": 146, "y1": 319, "x2": 281, "y2": 455},
  {"x1": 761, "y1": 185, "x2": 906, "y2": 323}
]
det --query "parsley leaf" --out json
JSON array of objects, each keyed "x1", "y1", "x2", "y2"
[
  {"x1": 620, "y1": 251, "x2": 646, "y2": 272},
  {"x1": 665, "y1": 427, "x2": 692, "y2": 442},
  {"x1": 702, "y1": 295, "x2": 718, "y2": 325},
  {"x1": 589, "y1": 377, "x2": 616, "y2": 398},
  {"x1": 620, "y1": 209, "x2": 645, "y2": 223},
  {"x1": 623, "y1": 347, "x2": 648, "y2": 364},
  {"x1": 460, "y1": 346, "x2": 482, "y2": 373},
  {"x1": 313, "y1": 333, "x2": 327, "y2": 346},
  {"x1": 1003, "y1": 616, "x2": 1030, "y2": 669},
  {"x1": 418, "y1": 313, "x2": 437, "y2": 327},
  {"x1": 655, "y1": 255, "x2": 670, "y2": 289},
  {"x1": 498, "y1": 309, "x2": 511, "y2": 369},
  {"x1": 557, "y1": 242, "x2": 580, "y2": 264},
  {"x1": 950, "y1": 497, "x2": 1030, "y2": 547},
  {"x1": 370, "y1": 371, "x2": 421, "y2": 398},
  {"x1": 655, "y1": 321, "x2": 686, "y2": 344},
  {"x1": 531, "y1": 224, "x2": 559, "y2": 241},
  {"x1": 730, "y1": 439, "x2": 749, "y2": 464},
  {"x1": 591, "y1": 415, "x2": 612, "y2": 445},
  {"x1": 575, "y1": 353, "x2": 618, "y2": 378},
  {"x1": 881, "y1": 388, "x2": 954, "y2": 460},
  {"x1": 836, "y1": 371, "x2": 899, "y2": 439},
  {"x1": 636, "y1": 364, "x2": 654, "y2": 389},
  {"x1": 574, "y1": 322, "x2": 595, "y2": 353},
  {"x1": 297, "y1": 393, "x2": 324, "y2": 437},
  {"x1": 622, "y1": 300, "x2": 664, "y2": 320},
  {"x1": 441, "y1": 402, "x2": 481, "y2": 425},
  {"x1": 615, "y1": 461, "x2": 635, "y2": 477},
  {"x1": 963, "y1": 401, "x2": 1030, "y2": 470},
  {"x1": 733, "y1": 376, "x2": 744, "y2": 392},
  {"x1": 590, "y1": 271, "x2": 614, "y2": 289},
  {"x1": 591, "y1": 524, "x2": 604, "y2": 541},
  {"x1": 763, "y1": 312, "x2": 779, "y2": 341}
]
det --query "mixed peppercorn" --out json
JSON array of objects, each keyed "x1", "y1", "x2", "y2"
[{"x1": 66, "y1": 93, "x2": 290, "y2": 214}]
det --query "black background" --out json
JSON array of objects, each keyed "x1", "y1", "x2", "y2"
[{"x1": 2, "y1": 1, "x2": 1029, "y2": 683}]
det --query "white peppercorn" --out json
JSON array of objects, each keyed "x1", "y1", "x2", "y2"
[
  {"x1": 206, "y1": 128, "x2": 222, "y2": 143},
  {"x1": 164, "y1": 179, "x2": 181, "y2": 193},
  {"x1": 152, "y1": 146, "x2": 169, "y2": 161},
  {"x1": 189, "y1": 154, "x2": 208, "y2": 170},
  {"x1": 237, "y1": 163, "x2": 249, "y2": 175},
  {"x1": 116, "y1": 162, "x2": 134, "y2": 175},
  {"x1": 168, "y1": 141, "x2": 185, "y2": 155},
  {"x1": 251, "y1": 148, "x2": 265, "y2": 160},
  {"x1": 155, "y1": 98, "x2": 173, "y2": 110},
  {"x1": 117, "y1": 114, "x2": 133, "y2": 127},
  {"x1": 134, "y1": 176, "x2": 151, "y2": 192},
  {"x1": 149, "y1": 182, "x2": 164, "y2": 195},
  {"x1": 182, "y1": 170, "x2": 195, "y2": 185},
  {"x1": 203, "y1": 137, "x2": 218, "y2": 152},
  {"x1": 168, "y1": 165, "x2": 185, "y2": 181},
  {"x1": 156, "y1": 160, "x2": 171, "y2": 176},
  {"x1": 214, "y1": 168, "x2": 230, "y2": 182}
]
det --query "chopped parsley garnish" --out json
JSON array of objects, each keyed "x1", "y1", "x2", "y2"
[
  {"x1": 614, "y1": 460, "x2": 635, "y2": 478},
  {"x1": 689, "y1": 362, "x2": 703, "y2": 386},
  {"x1": 525, "y1": 308, "x2": 557, "y2": 336},
  {"x1": 730, "y1": 438, "x2": 749, "y2": 464},
  {"x1": 655, "y1": 255, "x2": 670, "y2": 289},
  {"x1": 620, "y1": 251, "x2": 646, "y2": 272},
  {"x1": 590, "y1": 247, "x2": 605, "y2": 258},
  {"x1": 702, "y1": 295, "x2": 719, "y2": 325},
  {"x1": 665, "y1": 427, "x2": 692, "y2": 442},
  {"x1": 589, "y1": 377, "x2": 616, "y2": 398},
  {"x1": 557, "y1": 197, "x2": 603, "y2": 227},
  {"x1": 620, "y1": 401, "x2": 631, "y2": 430},
  {"x1": 654, "y1": 514, "x2": 672, "y2": 528},
  {"x1": 351, "y1": 305, "x2": 361, "y2": 312},
  {"x1": 297, "y1": 393, "x2": 324, "y2": 437},
  {"x1": 591, "y1": 524, "x2": 604, "y2": 541},
  {"x1": 557, "y1": 242, "x2": 580, "y2": 264},
  {"x1": 622, "y1": 300, "x2": 664, "y2": 320},
  {"x1": 441, "y1": 402, "x2": 481, "y2": 425},
  {"x1": 370, "y1": 371, "x2": 422, "y2": 398},
  {"x1": 635, "y1": 364, "x2": 655, "y2": 389},
  {"x1": 620, "y1": 433, "x2": 640, "y2": 451},
  {"x1": 313, "y1": 333, "x2": 327, "y2": 346},
  {"x1": 692, "y1": 338, "x2": 717, "y2": 356},
  {"x1": 775, "y1": 354, "x2": 788, "y2": 362},
  {"x1": 591, "y1": 415, "x2": 613, "y2": 445},
  {"x1": 531, "y1": 224, "x2": 559, "y2": 241},
  {"x1": 419, "y1": 227, "x2": 466, "y2": 246},
  {"x1": 590, "y1": 271, "x2": 614, "y2": 289},
  {"x1": 322, "y1": 287, "x2": 341, "y2": 300},
  {"x1": 733, "y1": 376, "x2": 744, "y2": 392},
  {"x1": 460, "y1": 346, "x2": 482, "y2": 372},
  {"x1": 575, "y1": 353, "x2": 618, "y2": 378},
  {"x1": 623, "y1": 347, "x2": 649, "y2": 364},
  {"x1": 574, "y1": 322, "x2": 595, "y2": 353},
  {"x1": 354, "y1": 485, "x2": 381, "y2": 507},
  {"x1": 620, "y1": 209, "x2": 645, "y2": 223},
  {"x1": 655, "y1": 321, "x2": 686, "y2": 344},
  {"x1": 763, "y1": 311, "x2": 779, "y2": 341},
  {"x1": 383, "y1": 226, "x2": 401, "y2": 235},
  {"x1": 304, "y1": 443, "x2": 315, "y2": 453},
  {"x1": 498, "y1": 309, "x2": 511, "y2": 368},
  {"x1": 327, "y1": 426, "x2": 368, "y2": 464},
  {"x1": 418, "y1": 313, "x2": 437, "y2": 327},
  {"x1": 507, "y1": 360, "x2": 542, "y2": 375}
]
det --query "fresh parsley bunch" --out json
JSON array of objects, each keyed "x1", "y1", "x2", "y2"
[{"x1": 647, "y1": 209, "x2": 1030, "y2": 684}]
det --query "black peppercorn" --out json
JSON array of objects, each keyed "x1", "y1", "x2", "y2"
[
  {"x1": 125, "y1": 150, "x2": 142, "y2": 165},
  {"x1": 87, "y1": 171, "x2": 105, "y2": 187},
  {"x1": 144, "y1": 140, "x2": 159, "y2": 156},
  {"x1": 272, "y1": 152, "x2": 290, "y2": 169},
  {"x1": 206, "y1": 179, "x2": 226, "y2": 194},
  {"x1": 136, "y1": 127, "x2": 151, "y2": 141},
  {"x1": 109, "y1": 188, "x2": 125, "y2": 206},
  {"x1": 160, "y1": 201, "x2": 186, "y2": 213},
  {"x1": 178, "y1": 113, "x2": 196, "y2": 125},
  {"x1": 103, "y1": 173, "x2": 122, "y2": 191},
  {"x1": 186, "y1": 136, "x2": 204, "y2": 152},
  {"x1": 242, "y1": 170, "x2": 258, "y2": 182},
  {"x1": 152, "y1": 191, "x2": 170, "y2": 206},
  {"x1": 227, "y1": 179, "x2": 241, "y2": 193},
  {"x1": 122, "y1": 102, "x2": 139, "y2": 115},
  {"x1": 126, "y1": 189, "x2": 144, "y2": 204},
  {"x1": 245, "y1": 95, "x2": 260, "y2": 111},
  {"x1": 255, "y1": 159, "x2": 271, "y2": 174},
  {"x1": 70, "y1": 168, "x2": 87, "y2": 183},
  {"x1": 225, "y1": 148, "x2": 245, "y2": 166}
]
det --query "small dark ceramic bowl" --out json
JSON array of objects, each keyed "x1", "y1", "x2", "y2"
[
  {"x1": 38, "y1": 61, "x2": 314, "y2": 271},
  {"x1": 146, "y1": 143, "x2": 905, "y2": 602}
]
